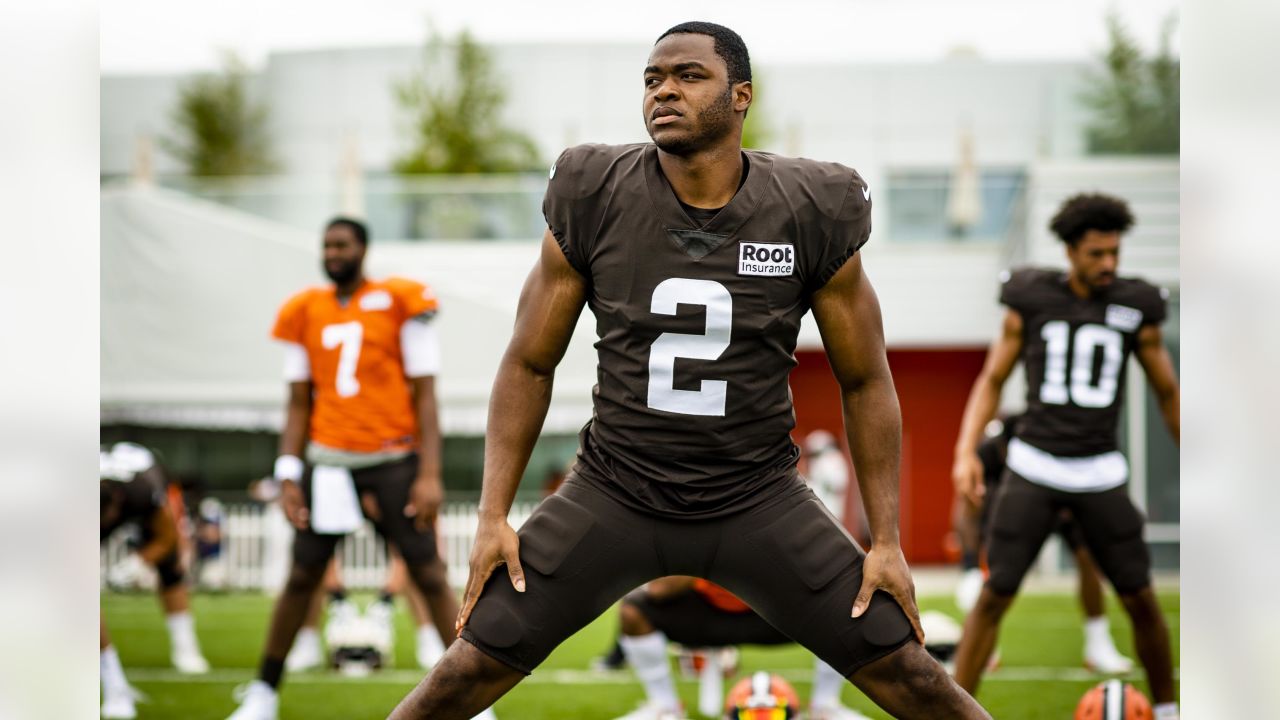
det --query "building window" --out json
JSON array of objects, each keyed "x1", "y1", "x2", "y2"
[{"x1": 885, "y1": 169, "x2": 1026, "y2": 243}]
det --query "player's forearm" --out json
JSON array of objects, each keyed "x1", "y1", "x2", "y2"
[
  {"x1": 954, "y1": 375, "x2": 1001, "y2": 456},
  {"x1": 1159, "y1": 391, "x2": 1180, "y2": 445},
  {"x1": 841, "y1": 373, "x2": 903, "y2": 547},
  {"x1": 278, "y1": 387, "x2": 312, "y2": 458},
  {"x1": 413, "y1": 380, "x2": 443, "y2": 481},
  {"x1": 477, "y1": 356, "x2": 555, "y2": 521}
]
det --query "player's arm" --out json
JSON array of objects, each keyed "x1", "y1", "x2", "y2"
[
  {"x1": 810, "y1": 252, "x2": 923, "y2": 644},
  {"x1": 456, "y1": 228, "x2": 587, "y2": 631},
  {"x1": 276, "y1": 380, "x2": 313, "y2": 529},
  {"x1": 1134, "y1": 323, "x2": 1179, "y2": 445},
  {"x1": 135, "y1": 469, "x2": 181, "y2": 565},
  {"x1": 952, "y1": 309, "x2": 1023, "y2": 506},
  {"x1": 405, "y1": 375, "x2": 444, "y2": 530}
]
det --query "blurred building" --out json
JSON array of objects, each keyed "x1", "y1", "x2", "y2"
[{"x1": 100, "y1": 43, "x2": 1178, "y2": 567}]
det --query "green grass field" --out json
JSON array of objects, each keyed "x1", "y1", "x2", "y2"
[{"x1": 103, "y1": 589, "x2": 1178, "y2": 719}]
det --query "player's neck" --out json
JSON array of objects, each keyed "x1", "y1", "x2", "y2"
[
  {"x1": 333, "y1": 274, "x2": 366, "y2": 300},
  {"x1": 657, "y1": 142, "x2": 744, "y2": 209},
  {"x1": 1066, "y1": 272, "x2": 1095, "y2": 299}
]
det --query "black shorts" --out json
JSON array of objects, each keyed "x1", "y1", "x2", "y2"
[
  {"x1": 461, "y1": 473, "x2": 913, "y2": 676},
  {"x1": 292, "y1": 455, "x2": 439, "y2": 568},
  {"x1": 980, "y1": 471, "x2": 1085, "y2": 553},
  {"x1": 626, "y1": 588, "x2": 790, "y2": 647},
  {"x1": 985, "y1": 470, "x2": 1151, "y2": 596}
]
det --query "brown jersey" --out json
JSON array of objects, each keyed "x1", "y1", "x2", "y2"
[
  {"x1": 1001, "y1": 268, "x2": 1168, "y2": 457},
  {"x1": 545, "y1": 143, "x2": 871, "y2": 517}
]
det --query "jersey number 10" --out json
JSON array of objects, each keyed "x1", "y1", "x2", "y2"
[{"x1": 1039, "y1": 320, "x2": 1123, "y2": 408}]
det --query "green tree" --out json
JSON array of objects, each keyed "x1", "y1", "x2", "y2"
[
  {"x1": 1081, "y1": 12, "x2": 1179, "y2": 155},
  {"x1": 394, "y1": 29, "x2": 540, "y2": 173},
  {"x1": 163, "y1": 54, "x2": 277, "y2": 175}
]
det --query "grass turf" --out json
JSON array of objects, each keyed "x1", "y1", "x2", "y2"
[{"x1": 102, "y1": 589, "x2": 1178, "y2": 719}]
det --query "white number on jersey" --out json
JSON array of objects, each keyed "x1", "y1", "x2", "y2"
[
  {"x1": 321, "y1": 321, "x2": 363, "y2": 398},
  {"x1": 647, "y1": 278, "x2": 733, "y2": 416},
  {"x1": 1039, "y1": 321, "x2": 1123, "y2": 408}
]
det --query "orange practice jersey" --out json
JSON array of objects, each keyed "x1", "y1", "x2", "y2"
[
  {"x1": 272, "y1": 277, "x2": 439, "y2": 453},
  {"x1": 694, "y1": 578, "x2": 752, "y2": 614}
]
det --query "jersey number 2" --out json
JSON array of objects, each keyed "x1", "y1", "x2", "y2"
[
  {"x1": 648, "y1": 278, "x2": 732, "y2": 416},
  {"x1": 322, "y1": 321, "x2": 363, "y2": 398},
  {"x1": 1039, "y1": 321, "x2": 1122, "y2": 408}
]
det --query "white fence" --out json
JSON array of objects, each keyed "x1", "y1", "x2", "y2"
[{"x1": 101, "y1": 500, "x2": 543, "y2": 593}]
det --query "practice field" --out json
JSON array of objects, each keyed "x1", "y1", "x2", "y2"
[{"x1": 102, "y1": 590, "x2": 1178, "y2": 719}]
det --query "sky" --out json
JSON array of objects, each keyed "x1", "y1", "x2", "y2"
[{"x1": 101, "y1": 0, "x2": 1180, "y2": 74}]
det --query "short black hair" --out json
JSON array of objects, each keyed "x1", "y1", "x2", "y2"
[
  {"x1": 326, "y1": 216, "x2": 369, "y2": 246},
  {"x1": 656, "y1": 21, "x2": 752, "y2": 85},
  {"x1": 1049, "y1": 193, "x2": 1135, "y2": 246}
]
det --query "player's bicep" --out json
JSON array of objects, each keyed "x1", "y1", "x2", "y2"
[
  {"x1": 811, "y1": 253, "x2": 891, "y2": 391},
  {"x1": 505, "y1": 229, "x2": 588, "y2": 375},
  {"x1": 980, "y1": 309, "x2": 1024, "y2": 385}
]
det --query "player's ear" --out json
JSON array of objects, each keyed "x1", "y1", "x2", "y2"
[{"x1": 734, "y1": 80, "x2": 752, "y2": 113}]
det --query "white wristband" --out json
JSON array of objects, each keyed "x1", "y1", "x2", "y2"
[{"x1": 274, "y1": 455, "x2": 304, "y2": 483}]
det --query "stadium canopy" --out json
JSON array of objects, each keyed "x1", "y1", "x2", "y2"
[{"x1": 101, "y1": 185, "x2": 597, "y2": 434}]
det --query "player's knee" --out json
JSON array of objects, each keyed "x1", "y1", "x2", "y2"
[
  {"x1": 1118, "y1": 586, "x2": 1162, "y2": 626},
  {"x1": 618, "y1": 597, "x2": 654, "y2": 636},
  {"x1": 408, "y1": 559, "x2": 449, "y2": 596},
  {"x1": 973, "y1": 586, "x2": 1014, "y2": 622},
  {"x1": 283, "y1": 562, "x2": 326, "y2": 597},
  {"x1": 154, "y1": 552, "x2": 185, "y2": 589}
]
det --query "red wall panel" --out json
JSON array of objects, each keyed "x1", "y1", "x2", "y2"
[{"x1": 790, "y1": 348, "x2": 987, "y2": 563}]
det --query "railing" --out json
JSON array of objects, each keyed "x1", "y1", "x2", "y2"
[{"x1": 101, "y1": 500, "x2": 543, "y2": 593}]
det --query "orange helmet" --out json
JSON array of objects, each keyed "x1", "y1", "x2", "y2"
[
  {"x1": 724, "y1": 671, "x2": 800, "y2": 720},
  {"x1": 1075, "y1": 680, "x2": 1153, "y2": 720}
]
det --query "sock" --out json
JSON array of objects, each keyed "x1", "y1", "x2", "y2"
[
  {"x1": 1083, "y1": 616, "x2": 1112, "y2": 649},
  {"x1": 619, "y1": 632, "x2": 679, "y2": 711},
  {"x1": 810, "y1": 658, "x2": 845, "y2": 708},
  {"x1": 417, "y1": 624, "x2": 446, "y2": 662},
  {"x1": 166, "y1": 611, "x2": 199, "y2": 654},
  {"x1": 101, "y1": 645, "x2": 129, "y2": 695},
  {"x1": 811, "y1": 658, "x2": 845, "y2": 709},
  {"x1": 259, "y1": 657, "x2": 285, "y2": 689},
  {"x1": 1153, "y1": 702, "x2": 1179, "y2": 719},
  {"x1": 962, "y1": 550, "x2": 979, "y2": 571},
  {"x1": 295, "y1": 626, "x2": 320, "y2": 648}
]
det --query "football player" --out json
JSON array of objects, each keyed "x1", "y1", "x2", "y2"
[
  {"x1": 389, "y1": 23, "x2": 988, "y2": 719},
  {"x1": 614, "y1": 576, "x2": 871, "y2": 720},
  {"x1": 950, "y1": 194, "x2": 1180, "y2": 718},
  {"x1": 100, "y1": 442, "x2": 211, "y2": 718},
  {"x1": 227, "y1": 217, "x2": 487, "y2": 720},
  {"x1": 951, "y1": 415, "x2": 1134, "y2": 674}
]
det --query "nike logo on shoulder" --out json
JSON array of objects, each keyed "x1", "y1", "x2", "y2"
[{"x1": 862, "y1": 185, "x2": 871, "y2": 201}]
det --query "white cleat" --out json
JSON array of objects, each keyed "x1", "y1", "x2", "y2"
[
  {"x1": 1084, "y1": 641, "x2": 1135, "y2": 674},
  {"x1": 226, "y1": 680, "x2": 278, "y2": 720},
  {"x1": 810, "y1": 703, "x2": 873, "y2": 720},
  {"x1": 172, "y1": 647, "x2": 211, "y2": 674},
  {"x1": 955, "y1": 568, "x2": 985, "y2": 613},
  {"x1": 612, "y1": 701, "x2": 689, "y2": 720},
  {"x1": 285, "y1": 628, "x2": 325, "y2": 672},
  {"x1": 101, "y1": 686, "x2": 141, "y2": 720}
]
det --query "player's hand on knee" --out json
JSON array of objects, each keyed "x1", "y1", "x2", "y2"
[
  {"x1": 851, "y1": 545, "x2": 925, "y2": 645},
  {"x1": 456, "y1": 518, "x2": 525, "y2": 633},
  {"x1": 280, "y1": 479, "x2": 309, "y2": 530},
  {"x1": 951, "y1": 452, "x2": 986, "y2": 508}
]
